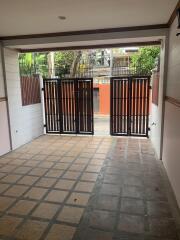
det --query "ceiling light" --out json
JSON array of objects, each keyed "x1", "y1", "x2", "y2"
[{"x1": 58, "y1": 16, "x2": 66, "y2": 20}]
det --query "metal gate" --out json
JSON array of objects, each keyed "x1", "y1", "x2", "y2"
[
  {"x1": 110, "y1": 76, "x2": 150, "y2": 137},
  {"x1": 43, "y1": 78, "x2": 94, "y2": 134}
]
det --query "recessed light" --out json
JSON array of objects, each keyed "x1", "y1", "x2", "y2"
[{"x1": 58, "y1": 16, "x2": 66, "y2": 20}]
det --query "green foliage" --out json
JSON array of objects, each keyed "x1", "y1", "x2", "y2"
[
  {"x1": 54, "y1": 51, "x2": 74, "y2": 77},
  {"x1": 19, "y1": 51, "x2": 75, "y2": 77},
  {"x1": 130, "y1": 46, "x2": 160, "y2": 74},
  {"x1": 19, "y1": 53, "x2": 48, "y2": 76}
]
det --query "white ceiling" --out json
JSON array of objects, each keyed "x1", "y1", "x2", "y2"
[{"x1": 0, "y1": 0, "x2": 178, "y2": 37}]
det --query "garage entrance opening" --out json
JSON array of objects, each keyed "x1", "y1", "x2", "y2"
[
  {"x1": 19, "y1": 46, "x2": 160, "y2": 137},
  {"x1": 93, "y1": 77, "x2": 110, "y2": 136}
]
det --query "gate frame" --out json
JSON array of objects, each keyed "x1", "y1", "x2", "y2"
[
  {"x1": 110, "y1": 75, "x2": 151, "y2": 137},
  {"x1": 43, "y1": 77, "x2": 94, "y2": 135}
]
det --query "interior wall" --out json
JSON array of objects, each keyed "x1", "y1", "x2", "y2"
[
  {"x1": 0, "y1": 44, "x2": 11, "y2": 156},
  {"x1": 150, "y1": 39, "x2": 167, "y2": 159},
  {"x1": 162, "y1": 18, "x2": 180, "y2": 208},
  {"x1": 3, "y1": 48, "x2": 44, "y2": 150}
]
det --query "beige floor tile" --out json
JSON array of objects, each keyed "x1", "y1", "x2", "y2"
[
  {"x1": 0, "y1": 183, "x2": 10, "y2": 193},
  {"x1": 46, "y1": 155, "x2": 61, "y2": 162},
  {"x1": 57, "y1": 206, "x2": 84, "y2": 224},
  {"x1": 90, "y1": 159, "x2": 104, "y2": 166},
  {"x1": 19, "y1": 153, "x2": 34, "y2": 160},
  {"x1": 74, "y1": 158, "x2": 89, "y2": 164},
  {"x1": 32, "y1": 202, "x2": 59, "y2": 219},
  {"x1": 25, "y1": 187, "x2": 48, "y2": 200},
  {"x1": 54, "y1": 179, "x2": 75, "y2": 190},
  {"x1": 15, "y1": 220, "x2": 48, "y2": 240},
  {"x1": 69, "y1": 164, "x2": 86, "y2": 172},
  {"x1": 51, "y1": 151, "x2": 66, "y2": 156},
  {"x1": 0, "y1": 165, "x2": 17, "y2": 173},
  {"x1": 13, "y1": 166, "x2": 32, "y2": 174},
  {"x1": 0, "y1": 215, "x2": 22, "y2": 237},
  {"x1": 82, "y1": 148, "x2": 96, "y2": 153},
  {"x1": 38, "y1": 161, "x2": 54, "y2": 169},
  {"x1": 4, "y1": 185, "x2": 29, "y2": 197},
  {"x1": 2, "y1": 174, "x2": 23, "y2": 183},
  {"x1": 81, "y1": 172, "x2": 98, "y2": 182},
  {"x1": 10, "y1": 159, "x2": 26, "y2": 165},
  {"x1": 35, "y1": 177, "x2": 56, "y2": 188},
  {"x1": 9, "y1": 200, "x2": 37, "y2": 215},
  {"x1": 67, "y1": 192, "x2": 90, "y2": 206},
  {"x1": 53, "y1": 163, "x2": 70, "y2": 170},
  {"x1": 29, "y1": 168, "x2": 48, "y2": 176},
  {"x1": 85, "y1": 165, "x2": 102, "y2": 173},
  {"x1": 45, "y1": 224, "x2": 76, "y2": 240},
  {"x1": 0, "y1": 158, "x2": 12, "y2": 164},
  {"x1": 62, "y1": 171, "x2": 81, "y2": 180},
  {"x1": 79, "y1": 152, "x2": 93, "y2": 158},
  {"x1": 39, "y1": 149, "x2": 55, "y2": 155},
  {"x1": 45, "y1": 169, "x2": 64, "y2": 178},
  {"x1": 75, "y1": 181, "x2": 95, "y2": 192},
  {"x1": 93, "y1": 153, "x2": 107, "y2": 159},
  {"x1": 0, "y1": 196, "x2": 16, "y2": 211},
  {"x1": 23, "y1": 160, "x2": 40, "y2": 167},
  {"x1": 60, "y1": 156, "x2": 75, "y2": 163},
  {"x1": 0, "y1": 172, "x2": 6, "y2": 179},
  {"x1": 45, "y1": 190, "x2": 69, "y2": 203},
  {"x1": 18, "y1": 175, "x2": 39, "y2": 185},
  {"x1": 32, "y1": 154, "x2": 47, "y2": 161}
]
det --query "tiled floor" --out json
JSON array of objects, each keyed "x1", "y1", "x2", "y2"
[{"x1": 0, "y1": 135, "x2": 180, "y2": 240}]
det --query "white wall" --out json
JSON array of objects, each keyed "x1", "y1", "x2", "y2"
[
  {"x1": 0, "y1": 46, "x2": 5, "y2": 97},
  {"x1": 150, "y1": 39, "x2": 168, "y2": 159},
  {"x1": 3, "y1": 48, "x2": 44, "y2": 150},
  {"x1": 162, "y1": 18, "x2": 180, "y2": 208},
  {"x1": 0, "y1": 44, "x2": 11, "y2": 156}
]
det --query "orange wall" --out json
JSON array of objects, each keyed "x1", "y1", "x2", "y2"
[
  {"x1": 99, "y1": 84, "x2": 110, "y2": 115},
  {"x1": 94, "y1": 83, "x2": 151, "y2": 116}
]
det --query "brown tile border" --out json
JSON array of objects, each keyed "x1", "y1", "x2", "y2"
[
  {"x1": 0, "y1": 97, "x2": 7, "y2": 103},
  {"x1": 165, "y1": 96, "x2": 180, "y2": 108}
]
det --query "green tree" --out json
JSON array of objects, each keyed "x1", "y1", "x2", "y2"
[
  {"x1": 54, "y1": 51, "x2": 75, "y2": 77},
  {"x1": 19, "y1": 52, "x2": 48, "y2": 76},
  {"x1": 130, "y1": 46, "x2": 160, "y2": 75}
]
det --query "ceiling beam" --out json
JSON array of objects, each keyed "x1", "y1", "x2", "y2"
[
  {"x1": 168, "y1": 0, "x2": 180, "y2": 26},
  {"x1": 19, "y1": 41, "x2": 161, "y2": 53},
  {"x1": 0, "y1": 24, "x2": 168, "y2": 41}
]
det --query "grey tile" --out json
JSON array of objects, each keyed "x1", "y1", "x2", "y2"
[
  {"x1": 100, "y1": 183, "x2": 121, "y2": 196},
  {"x1": 120, "y1": 198, "x2": 145, "y2": 215},
  {"x1": 89, "y1": 210, "x2": 116, "y2": 230},
  {"x1": 92, "y1": 194, "x2": 119, "y2": 211},
  {"x1": 148, "y1": 218, "x2": 178, "y2": 238},
  {"x1": 147, "y1": 201, "x2": 172, "y2": 217},
  {"x1": 118, "y1": 213, "x2": 144, "y2": 234},
  {"x1": 122, "y1": 185, "x2": 144, "y2": 199}
]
